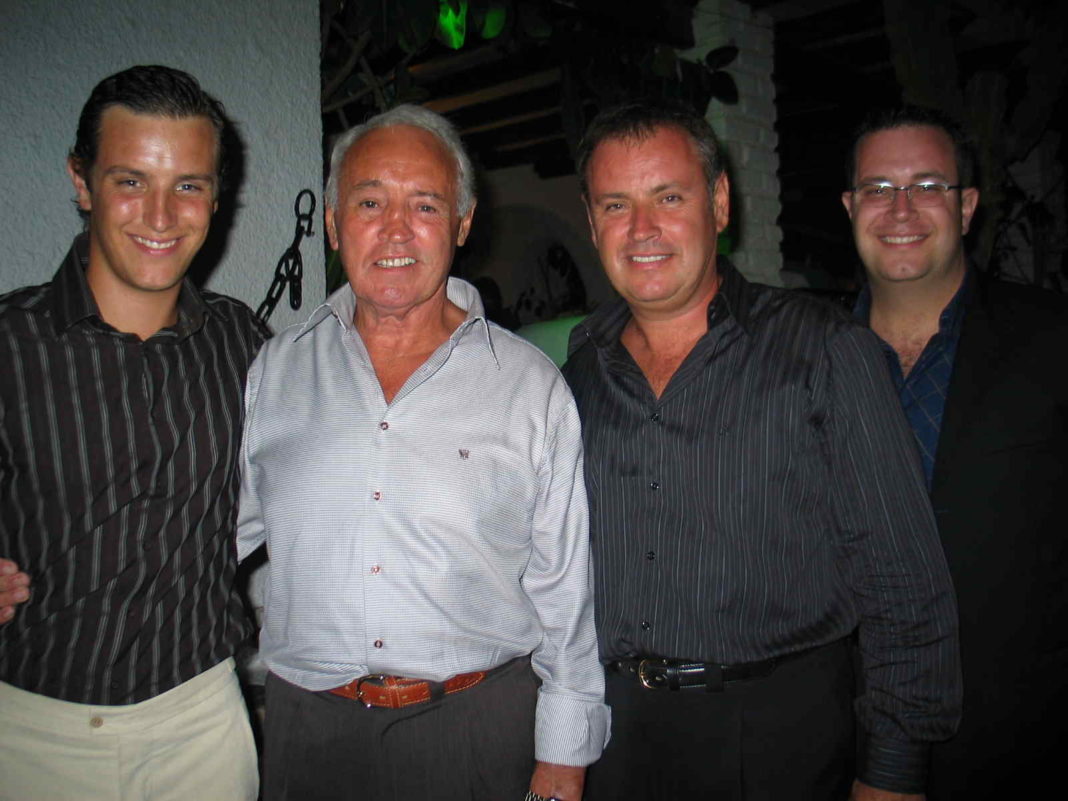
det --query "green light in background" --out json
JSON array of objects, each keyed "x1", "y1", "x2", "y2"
[
  {"x1": 481, "y1": 4, "x2": 506, "y2": 39},
  {"x1": 437, "y1": 0, "x2": 468, "y2": 49}
]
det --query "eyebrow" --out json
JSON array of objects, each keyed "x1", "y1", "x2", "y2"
[
  {"x1": 102, "y1": 166, "x2": 216, "y2": 184},
  {"x1": 350, "y1": 179, "x2": 448, "y2": 203},
  {"x1": 858, "y1": 170, "x2": 952, "y2": 184},
  {"x1": 592, "y1": 182, "x2": 684, "y2": 204}
]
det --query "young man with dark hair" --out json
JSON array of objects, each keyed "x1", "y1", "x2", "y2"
[
  {"x1": 844, "y1": 105, "x2": 1068, "y2": 799},
  {"x1": 0, "y1": 65, "x2": 268, "y2": 800},
  {"x1": 564, "y1": 100, "x2": 961, "y2": 800}
]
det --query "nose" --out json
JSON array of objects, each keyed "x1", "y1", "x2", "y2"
[
  {"x1": 889, "y1": 186, "x2": 916, "y2": 220},
  {"x1": 381, "y1": 204, "x2": 414, "y2": 243},
  {"x1": 628, "y1": 203, "x2": 660, "y2": 242},
  {"x1": 145, "y1": 188, "x2": 177, "y2": 232}
]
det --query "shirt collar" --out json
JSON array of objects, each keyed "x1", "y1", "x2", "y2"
[
  {"x1": 571, "y1": 257, "x2": 755, "y2": 354},
  {"x1": 853, "y1": 269, "x2": 971, "y2": 338},
  {"x1": 49, "y1": 234, "x2": 207, "y2": 339},
  {"x1": 294, "y1": 276, "x2": 496, "y2": 358}
]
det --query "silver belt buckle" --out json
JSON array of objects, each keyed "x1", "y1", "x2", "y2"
[{"x1": 637, "y1": 658, "x2": 667, "y2": 689}]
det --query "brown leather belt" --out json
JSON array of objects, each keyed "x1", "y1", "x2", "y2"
[{"x1": 327, "y1": 670, "x2": 486, "y2": 709}]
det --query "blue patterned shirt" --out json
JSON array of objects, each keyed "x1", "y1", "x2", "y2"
[{"x1": 854, "y1": 275, "x2": 969, "y2": 487}]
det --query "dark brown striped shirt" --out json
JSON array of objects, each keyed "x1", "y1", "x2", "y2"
[
  {"x1": 0, "y1": 237, "x2": 269, "y2": 704},
  {"x1": 562, "y1": 260, "x2": 960, "y2": 790}
]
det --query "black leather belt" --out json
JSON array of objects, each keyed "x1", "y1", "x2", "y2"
[{"x1": 609, "y1": 645, "x2": 819, "y2": 692}]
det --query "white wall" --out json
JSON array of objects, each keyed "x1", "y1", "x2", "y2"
[
  {"x1": 0, "y1": 0, "x2": 323, "y2": 333},
  {"x1": 683, "y1": 0, "x2": 783, "y2": 286}
]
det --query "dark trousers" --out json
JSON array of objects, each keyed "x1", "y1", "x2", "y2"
[
  {"x1": 263, "y1": 657, "x2": 538, "y2": 801},
  {"x1": 587, "y1": 639, "x2": 855, "y2": 801}
]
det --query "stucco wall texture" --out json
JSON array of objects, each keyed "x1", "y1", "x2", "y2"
[{"x1": 1, "y1": 0, "x2": 324, "y2": 333}]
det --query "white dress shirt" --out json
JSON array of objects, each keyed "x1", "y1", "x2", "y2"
[{"x1": 237, "y1": 278, "x2": 608, "y2": 766}]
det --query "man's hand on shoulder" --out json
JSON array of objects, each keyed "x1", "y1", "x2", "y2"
[
  {"x1": 529, "y1": 761, "x2": 585, "y2": 801},
  {"x1": 0, "y1": 559, "x2": 31, "y2": 623},
  {"x1": 851, "y1": 779, "x2": 924, "y2": 801}
]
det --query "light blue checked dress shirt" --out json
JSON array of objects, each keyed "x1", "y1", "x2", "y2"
[{"x1": 237, "y1": 278, "x2": 608, "y2": 766}]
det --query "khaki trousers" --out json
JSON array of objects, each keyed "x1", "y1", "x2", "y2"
[{"x1": 0, "y1": 658, "x2": 257, "y2": 801}]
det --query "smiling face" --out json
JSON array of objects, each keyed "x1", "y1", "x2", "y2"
[
  {"x1": 69, "y1": 106, "x2": 218, "y2": 310},
  {"x1": 585, "y1": 125, "x2": 729, "y2": 320},
  {"x1": 326, "y1": 125, "x2": 474, "y2": 320},
  {"x1": 843, "y1": 124, "x2": 978, "y2": 291}
]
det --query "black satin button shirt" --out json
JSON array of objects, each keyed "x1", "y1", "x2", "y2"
[
  {"x1": 562, "y1": 261, "x2": 961, "y2": 791},
  {"x1": 0, "y1": 238, "x2": 269, "y2": 705}
]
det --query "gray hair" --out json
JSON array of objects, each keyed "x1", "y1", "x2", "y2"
[{"x1": 325, "y1": 104, "x2": 475, "y2": 216}]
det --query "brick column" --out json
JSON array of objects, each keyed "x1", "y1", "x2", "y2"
[{"x1": 680, "y1": 0, "x2": 783, "y2": 286}]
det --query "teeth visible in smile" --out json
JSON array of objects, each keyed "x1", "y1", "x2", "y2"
[
  {"x1": 631, "y1": 255, "x2": 668, "y2": 263},
  {"x1": 132, "y1": 235, "x2": 177, "y2": 250},
  {"x1": 881, "y1": 235, "x2": 924, "y2": 244},
  {"x1": 377, "y1": 257, "x2": 416, "y2": 267}
]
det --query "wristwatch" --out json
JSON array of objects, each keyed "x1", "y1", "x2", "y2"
[{"x1": 524, "y1": 792, "x2": 562, "y2": 801}]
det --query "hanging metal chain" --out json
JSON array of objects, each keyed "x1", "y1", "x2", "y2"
[{"x1": 256, "y1": 189, "x2": 316, "y2": 324}]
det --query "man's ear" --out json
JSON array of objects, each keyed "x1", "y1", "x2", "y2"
[
  {"x1": 841, "y1": 190, "x2": 855, "y2": 221},
  {"x1": 325, "y1": 206, "x2": 339, "y2": 251},
  {"x1": 456, "y1": 200, "x2": 476, "y2": 246},
  {"x1": 67, "y1": 157, "x2": 92, "y2": 213},
  {"x1": 712, "y1": 174, "x2": 730, "y2": 234},
  {"x1": 960, "y1": 187, "x2": 979, "y2": 235},
  {"x1": 585, "y1": 200, "x2": 598, "y2": 248}
]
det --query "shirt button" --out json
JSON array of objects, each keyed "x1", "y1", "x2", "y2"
[
  {"x1": 640, "y1": 620, "x2": 652, "y2": 631},
  {"x1": 650, "y1": 411, "x2": 661, "y2": 422},
  {"x1": 645, "y1": 550, "x2": 656, "y2": 561},
  {"x1": 373, "y1": 639, "x2": 383, "y2": 649},
  {"x1": 370, "y1": 565, "x2": 381, "y2": 574},
  {"x1": 379, "y1": 421, "x2": 389, "y2": 430},
  {"x1": 649, "y1": 481, "x2": 660, "y2": 490},
  {"x1": 89, "y1": 716, "x2": 104, "y2": 729},
  {"x1": 373, "y1": 491, "x2": 382, "y2": 501}
]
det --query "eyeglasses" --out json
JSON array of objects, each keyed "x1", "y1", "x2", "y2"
[{"x1": 851, "y1": 181, "x2": 962, "y2": 207}]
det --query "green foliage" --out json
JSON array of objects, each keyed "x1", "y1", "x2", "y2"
[
  {"x1": 436, "y1": 0, "x2": 469, "y2": 50},
  {"x1": 477, "y1": 3, "x2": 508, "y2": 39}
]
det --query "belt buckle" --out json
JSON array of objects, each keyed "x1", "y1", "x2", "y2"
[
  {"x1": 637, "y1": 658, "x2": 667, "y2": 689},
  {"x1": 355, "y1": 674, "x2": 389, "y2": 707}
]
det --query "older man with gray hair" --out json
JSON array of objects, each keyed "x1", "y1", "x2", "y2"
[{"x1": 237, "y1": 105, "x2": 608, "y2": 801}]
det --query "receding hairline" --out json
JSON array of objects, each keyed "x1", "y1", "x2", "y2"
[
  {"x1": 333, "y1": 124, "x2": 463, "y2": 199},
  {"x1": 583, "y1": 124, "x2": 711, "y2": 197}
]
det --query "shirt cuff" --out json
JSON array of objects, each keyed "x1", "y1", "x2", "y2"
[
  {"x1": 858, "y1": 735, "x2": 930, "y2": 794},
  {"x1": 533, "y1": 688, "x2": 611, "y2": 766}
]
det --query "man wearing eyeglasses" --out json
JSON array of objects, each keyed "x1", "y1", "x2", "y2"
[{"x1": 843, "y1": 106, "x2": 1068, "y2": 799}]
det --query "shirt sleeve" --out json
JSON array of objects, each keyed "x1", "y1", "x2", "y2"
[
  {"x1": 522, "y1": 378, "x2": 611, "y2": 766},
  {"x1": 236, "y1": 349, "x2": 267, "y2": 563},
  {"x1": 825, "y1": 323, "x2": 962, "y2": 793}
]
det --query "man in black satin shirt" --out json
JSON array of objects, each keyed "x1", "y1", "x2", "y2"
[
  {"x1": 0, "y1": 66, "x2": 267, "y2": 800},
  {"x1": 562, "y1": 101, "x2": 961, "y2": 800}
]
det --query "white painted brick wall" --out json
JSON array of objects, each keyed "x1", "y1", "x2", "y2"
[{"x1": 681, "y1": 0, "x2": 783, "y2": 285}]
